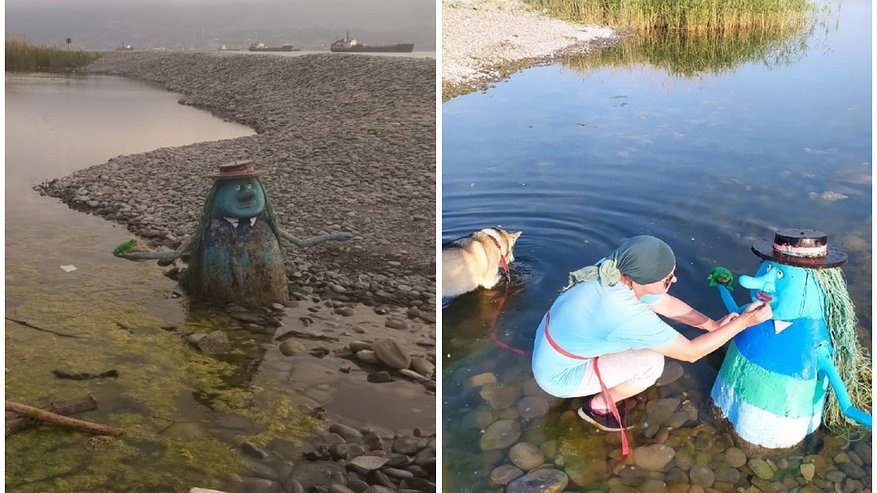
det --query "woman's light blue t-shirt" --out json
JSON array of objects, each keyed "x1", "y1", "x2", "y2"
[{"x1": 531, "y1": 281, "x2": 678, "y2": 397}]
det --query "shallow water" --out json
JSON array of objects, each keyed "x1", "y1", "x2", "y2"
[
  {"x1": 4, "y1": 72, "x2": 271, "y2": 492},
  {"x1": 442, "y1": 1, "x2": 871, "y2": 491}
]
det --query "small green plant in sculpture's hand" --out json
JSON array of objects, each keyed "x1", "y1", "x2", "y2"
[
  {"x1": 113, "y1": 239, "x2": 137, "y2": 257},
  {"x1": 708, "y1": 266, "x2": 734, "y2": 290}
]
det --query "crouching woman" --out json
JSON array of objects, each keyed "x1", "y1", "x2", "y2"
[{"x1": 531, "y1": 235, "x2": 772, "y2": 432}]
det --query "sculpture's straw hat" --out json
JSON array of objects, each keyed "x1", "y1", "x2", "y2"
[{"x1": 210, "y1": 159, "x2": 261, "y2": 180}]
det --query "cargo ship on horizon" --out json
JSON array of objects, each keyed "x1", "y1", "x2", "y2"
[
  {"x1": 248, "y1": 42, "x2": 299, "y2": 52},
  {"x1": 330, "y1": 31, "x2": 414, "y2": 53}
]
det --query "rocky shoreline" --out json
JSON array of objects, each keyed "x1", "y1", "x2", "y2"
[
  {"x1": 37, "y1": 51, "x2": 436, "y2": 319},
  {"x1": 33, "y1": 51, "x2": 437, "y2": 493},
  {"x1": 183, "y1": 298, "x2": 436, "y2": 493},
  {"x1": 442, "y1": 0, "x2": 621, "y2": 97}
]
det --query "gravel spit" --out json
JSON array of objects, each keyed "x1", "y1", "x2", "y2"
[
  {"x1": 442, "y1": 0, "x2": 621, "y2": 92},
  {"x1": 37, "y1": 52, "x2": 436, "y2": 310}
]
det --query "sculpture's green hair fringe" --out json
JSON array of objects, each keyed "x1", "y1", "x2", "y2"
[{"x1": 813, "y1": 267, "x2": 872, "y2": 438}]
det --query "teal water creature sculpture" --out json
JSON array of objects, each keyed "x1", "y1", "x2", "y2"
[
  {"x1": 709, "y1": 229, "x2": 871, "y2": 450},
  {"x1": 115, "y1": 160, "x2": 351, "y2": 307}
]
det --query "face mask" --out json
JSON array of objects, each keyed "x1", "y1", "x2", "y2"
[{"x1": 640, "y1": 293, "x2": 664, "y2": 305}]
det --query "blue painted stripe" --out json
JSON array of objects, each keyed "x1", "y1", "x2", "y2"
[{"x1": 733, "y1": 318, "x2": 829, "y2": 378}]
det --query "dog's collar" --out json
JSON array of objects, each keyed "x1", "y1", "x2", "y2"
[{"x1": 485, "y1": 234, "x2": 510, "y2": 273}]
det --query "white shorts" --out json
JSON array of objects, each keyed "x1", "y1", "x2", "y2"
[{"x1": 574, "y1": 348, "x2": 665, "y2": 397}]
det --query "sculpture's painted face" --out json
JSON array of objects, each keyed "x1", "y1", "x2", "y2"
[
  {"x1": 738, "y1": 260, "x2": 824, "y2": 320},
  {"x1": 212, "y1": 178, "x2": 266, "y2": 219}
]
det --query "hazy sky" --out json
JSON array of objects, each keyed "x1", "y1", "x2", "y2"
[{"x1": 6, "y1": 0, "x2": 436, "y2": 50}]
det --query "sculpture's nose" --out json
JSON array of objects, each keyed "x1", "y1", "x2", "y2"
[
  {"x1": 239, "y1": 188, "x2": 255, "y2": 201},
  {"x1": 739, "y1": 271, "x2": 775, "y2": 293}
]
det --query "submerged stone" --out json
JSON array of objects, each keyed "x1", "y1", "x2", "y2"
[
  {"x1": 632, "y1": 444, "x2": 676, "y2": 471},
  {"x1": 480, "y1": 420, "x2": 522, "y2": 451},
  {"x1": 506, "y1": 468, "x2": 569, "y2": 493}
]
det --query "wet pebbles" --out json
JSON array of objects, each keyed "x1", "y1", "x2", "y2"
[
  {"x1": 452, "y1": 362, "x2": 872, "y2": 492},
  {"x1": 191, "y1": 422, "x2": 436, "y2": 493},
  {"x1": 181, "y1": 295, "x2": 435, "y2": 492}
]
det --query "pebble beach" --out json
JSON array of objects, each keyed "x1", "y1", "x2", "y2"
[
  {"x1": 34, "y1": 51, "x2": 438, "y2": 493},
  {"x1": 38, "y1": 51, "x2": 436, "y2": 317},
  {"x1": 442, "y1": 0, "x2": 620, "y2": 94}
]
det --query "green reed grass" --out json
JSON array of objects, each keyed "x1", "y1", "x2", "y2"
[
  {"x1": 6, "y1": 36, "x2": 100, "y2": 72},
  {"x1": 524, "y1": 0, "x2": 814, "y2": 33},
  {"x1": 563, "y1": 24, "x2": 811, "y2": 77}
]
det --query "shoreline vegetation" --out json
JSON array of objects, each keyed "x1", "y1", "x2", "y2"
[
  {"x1": 442, "y1": 0, "x2": 816, "y2": 99},
  {"x1": 563, "y1": 25, "x2": 812, "y2": 78},
  {"x1": 6, "y1": 36, "x2": 100, "y2": 72},
  {"x1": 523, "y1": 0, "x2": 814, "y2": 32}
]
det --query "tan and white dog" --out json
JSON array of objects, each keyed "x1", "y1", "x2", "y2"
[{"x1": 442, "y1": 227, "x2": 522, "y2": 298}]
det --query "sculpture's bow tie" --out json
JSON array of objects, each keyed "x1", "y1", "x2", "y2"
[{"x1": 224, "y1": 217, "x2": 258, "y2": 230}]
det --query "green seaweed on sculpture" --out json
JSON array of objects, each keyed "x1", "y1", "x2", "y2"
[{"x1": 812, "y1": 267, "x2": 872, "y2": 436}]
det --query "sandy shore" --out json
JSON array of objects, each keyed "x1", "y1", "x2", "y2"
[{"x1": 442, "y1": 0, "x2": 620, "y2": 96}]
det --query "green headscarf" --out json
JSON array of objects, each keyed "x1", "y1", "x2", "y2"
[{"x1": 565, "y1": 235, "x2": 676, "y2": 290}]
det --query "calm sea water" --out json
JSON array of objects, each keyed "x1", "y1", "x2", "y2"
[{"x1": 442, "y1": 1, "x2": 871, "y2": 490}]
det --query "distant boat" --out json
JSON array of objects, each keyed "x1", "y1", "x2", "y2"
[
  {"x1": 248, "y1": 42, "x2": 299, "y2": 52},
  {"x1": 115, "y1": 44, "x2": 134, "y2": 51},
  {"x1": 330, "y1": 32, "x2": 414, "y2": 53}
]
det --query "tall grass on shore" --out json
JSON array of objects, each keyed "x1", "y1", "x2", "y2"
[
  {"x1": 564, "y1": 24, "x2": 811, "y2": 77},
  {"x1": 6, "y1": 36, "x2": 100, "y2": 72},
  {"x1": 524, "y1": 0, "x2": 814, "y2": 33}
]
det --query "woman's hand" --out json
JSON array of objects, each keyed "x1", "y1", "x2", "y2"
[
  {"x1": 741, "y1": 301, "x2": 773, "y2": 325},
  {"x1": 655, "y1": 301, "x2": 772, "y2": 363},
  {"x1": 704, "y1": 312, "x2": 740, "y2": 332}
]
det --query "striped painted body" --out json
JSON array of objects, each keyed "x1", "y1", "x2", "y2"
[
  {"x1": 711, "y1": 259, "x2": 833, "y2": 449},
  {"x1": 711, "y1": 317, "x2": 830, "y2": 448}
]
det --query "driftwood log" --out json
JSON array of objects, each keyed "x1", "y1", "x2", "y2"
[
  {"x1": 5, "y1": 316, "x2": 82, "y2": 338},
  {"x1": 6, "y1": 395, "x2": 99, "y2": 435},
  {"x1": 6, "y1": 399, "x2": 122, "y2": 436}
]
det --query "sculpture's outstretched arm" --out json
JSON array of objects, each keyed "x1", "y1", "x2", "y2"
[
  {"x1": 113, "y1": 237, "x2": 194, "y2": 261},
  {"x1": 816, "y1": 344, "x2": 872, "y2": 429},
  {"x1": 280, "y1": 230, "x2": 352, "y2": 248},
  {"x1": 708, "y1": 267, "x2": 742, "y2": 313},
  {"x1": 717, "y1": 285, "x2": 742, "y2": 314}
]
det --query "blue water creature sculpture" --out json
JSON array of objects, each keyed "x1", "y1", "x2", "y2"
[
  {"x1": 115, "y1": 160, "x2": 351, "y2": 307},
  {"x1": 709, "y1": 229, "x2": 871, "y2": 450}
]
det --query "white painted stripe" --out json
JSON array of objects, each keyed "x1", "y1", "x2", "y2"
[
  {"x1": 712, "y1": 375, "x2": 823, "y2": 449},
  {"x1": 773, "y1": 242, "x2": 828, "y2": 257}
]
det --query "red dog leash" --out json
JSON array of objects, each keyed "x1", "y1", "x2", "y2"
[
  {"x1": 544, "y1": 310, "x2": 632, "y2": 458},
  {"x1": 485, "y1": 235, "x2": 530, "y2": 356},
  {"x1": 485, "y1": 234, "x2": 510, "y2": 279},
  {"x1": 481, "y1": 234, "x2": 630, "y2": 457}
]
